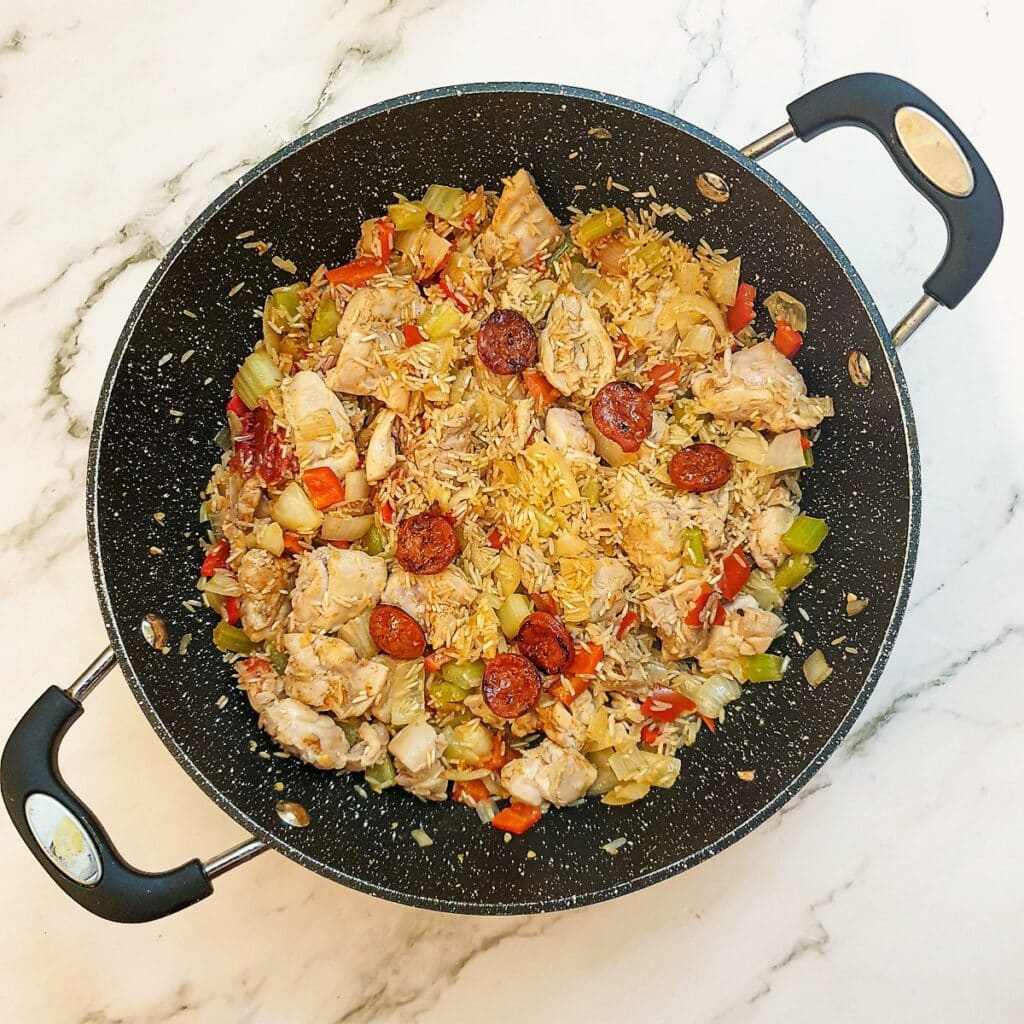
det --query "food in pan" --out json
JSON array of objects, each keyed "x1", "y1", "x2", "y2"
[{"x1": 197, "y1": 168, "x2": 834, "y2": 833}]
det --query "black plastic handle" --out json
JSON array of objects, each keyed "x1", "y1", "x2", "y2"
[
  {"x1": 1, "y1": 686, "x2": 212, "y2": 923},
  {"x1": 787, "y1": 72, "x2": 1002, "y2": 309}
]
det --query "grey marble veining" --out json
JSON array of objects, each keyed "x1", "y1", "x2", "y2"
[{"x1": 0, "y1": 0, "x2": 1019, "y2": 1021}]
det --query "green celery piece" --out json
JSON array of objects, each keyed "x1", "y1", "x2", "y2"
[
  {"x1": 422, "y1": 184, "x2": 466, "y2": 222},
  {"x1": 309, "y1": 295, "x2": 340, "y2": 344},
  {"x1": 577, "y1": 207, "x2": 625, "y2": 244},
  {"x1": 441, "y1": 661, "x2": 485, "y2": 688},
  {"x1": 774, "y1": 553, "x2": 816, "y2": 592},
  {"x1": 212, "y1": 622, "x2": 253, "y2": 655},
  {"x1": 429, "y1": 681, "x2": 470, "y2": 707},
  {"x1": 365, "y1": 755, "x2": 396, "y2": 792},
  {"x1": 387, "y1": 201, "x2": 427, "y2": 231},
  {"x1": 364, "y1": 524, "x2": 385, "y2": 556},
  {"x1": 741, "y1": 653, "x2": 785, "y2": 682},
  {"x1": 682, "y1": 526, "x2": 705, "y2": 567},
  {"x1": 782, "y1": 515, "x2": 829, "y2": 555},
  {"x1": 233, "y1": 350, "x2": 282, "y2": 409}
]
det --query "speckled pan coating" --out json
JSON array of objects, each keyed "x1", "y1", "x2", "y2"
[{"x1": 86, "y1": 84, "x2": 920, "y2": 915}]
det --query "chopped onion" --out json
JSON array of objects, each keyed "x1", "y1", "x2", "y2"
[
  {"x1": 388, "y1": 662, "x2": 427, "y2": 728},
  {"x1": 724, "y1": 427, "x2": 769, "y2": 466},
  {"x1": 673, "y1": 261, "x2": 701, "y2": 294},
  {"x1": 271, "y1": 481, "x2": 323, "y2": 533},
  {"x1": 765, "y1": 430, "x2": 807, "y2": 471},
  {"x1": 295, "y1": 408, "x2": 335, "y2": 441},
  {"x1": 200, "y1": 570, "x2": 241, "y2": 597},
  {"x1": 251, "y1": 519, "x2": 284, "y2": 557},
  {"x1": 554, "y1": 532, "x2": 588, "y2": 557},
  {"x1": 676, "y1": 293, "x2": 730, "y2": 338},
  {"x1": 410, "y1": 828, "x2": 434, "y2": 848},
  {"x1": 803, "y1": 649, "x2": 833, "y2": 687},
  {"x1": 693, "y1": 674, "x2": 742, "y2": 718},
  {"x1": 320, "y1": 513, "x2": 374, "y2": 542},
  {"x1": 764, "y1": 290, "x2": 808, "y2": 332},
  {"x1": 336, "y1": 611, "x2": 377, "y2": 660},
  {"x1": 745, "y1": 569, "x2": 784, "y2": 610},
  {"x1": 344, "y1": 469, "x2": 369, "y2": 501},
  {"x1": 475, "y1": 798, "x2": 499, "y2": 824},
  {"x1": 681, "y1": 323, "x2": 715, "y2": 356},
  {"x1": 708, "y1": 256, "x2": 741, "y2": 306}
]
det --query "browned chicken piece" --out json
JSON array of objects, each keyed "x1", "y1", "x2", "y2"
[
  {"x1": 488, "y1": 169, "x2": 563, "y2": 266},
  {"x1": 221, "y1": 476, "x2": 263, "y2": 556},
  {"x1": 538, "y1": 284, "x2": 616, "y2": 403},
  {"x1": 288, "y1": 547, "x2": 387, "y2": 634},
  {"x1": 236, "y1": 548, "x2": 294, "y2": 642},
  {"x1": 642, "y1": 578, "x2": 710, "y2": 661}
]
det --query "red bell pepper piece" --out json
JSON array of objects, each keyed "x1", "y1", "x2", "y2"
[
  {"x1": 719, "y1": 546, "x2": 751, "y2": 600},
  {"x1": 491, "y1": 802, "x2": 542, "y2": 835},
  {"x1": 439, "y1": 277, "x2": 470, "y2": 313},
  {"x1": 640, "y1": 723, "x2": 661, "y2": 745},
  {"x1": 452, "y1": 779, "x2": 491, "y2": 806},
  {"x1": 522, "y1": 370, "x2": 561, "y2": 410},
  {"x1": 644, "y1": 362, "x2": 682, "y2": 399},
  {"x1": 234, "y1": 406, "x2": 297, "y2": 487},
  {"x1": 282, "y1": 532, "x2": 305, "y2": 555},
  {"x1": 325, "y1": 257, "x2": 385, "y2": 287},
  {"x1": 772, "y1": 319, "x2": 803, "y2": 358},
  {"x1": 480, "y1": 731, "x2": 516, "y2": 770},
  {"x1": 224, "y1": 595, "x2": 241, "y2": 626},
  {"x1": 550, "y1": 675, "x2": 589, "y2": 706},
  {"x1": 378, "y1": 218, "x2": 395, "y2": 264},
  {"x1": 616, "y1": 610, "x2": 639, "y2": 640},
  {"x1": 487, "y1": 528, "x2": 507, "y2": 550},
  {"x1": 530, "y1": 592, "x2": 559, "y2": 616},
  {"x1": 641, "y1": 687, "x2": 698, "y2": 722},
  {"x1": 423, "y1": 647, "x2": 455, "y2": 674},
  {"x1": 800, "y1": 435, "x2": 812, "y2": 451},
  {"x1": 302, "y1": 466, "x2": 346, "y2": 510},
  {"x1": 565, "y1": 643, "x2": 604, "y2": 676},
  {"x1": 699, "y1": 713, "x2": 718, "y2": 734},
  {"x1": 684, "y1": 584, "x2": 726, "y2": 628},
  {"x1": 200, "y1": 540, "x2": 230, "y2": 577},
  {"x1": 226, "y1": 394, "x2": 248, "y2": 417},
  {"x1": 727, "y1": 282, "x2": 756, "y2": 333},
  {"x1": 402, "y1": 322, "x2": 424, "y2": 347},
  {"x1": 379, "y1": 500, "x2": 394, "y2": 525}
]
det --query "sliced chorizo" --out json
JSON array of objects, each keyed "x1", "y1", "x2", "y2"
[
  {"x1": 591, "y1": 381, "x2": 653, "y2": 453},
  {"x1": 369, "y1": 605, "x2": 427, "y2": 659},
  {"x1": 395, "y1": 511, "x2": 460, "y2": 575},
  {"x1": 482, "y1": 652, "x2": 542, "y2": 719},
  {"x1": 668, "y1": 443, "x2": 732, "y2": 493},
  {"x1": 476, "y1": 309, "x2": 538, "y2": 375},
  {"x1": 517, "y1": 611, "x2": 575, "y2": 674}
]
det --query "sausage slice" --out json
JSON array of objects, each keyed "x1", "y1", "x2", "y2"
[
  {"x1": 591, "y1": 381, "x2": 653, "y2": 453},
  {"x1": 395, "y1": 512, "x2": 460, "y2": 575},
  {"x1": 668, "y1": 443, "x2": 732, "y2": 493},
  {"x1": 476, "y1": 309, "x2": 538, "y2": 375},
  {"x1": 482, "y1": 653, "x2": 542, "y2": 718},
  {"x1": 517, "y1": 611, "x2": 575, "y2": 674},
  {"x1": 369, "y1": 605, "x2": 427, "y2": 659}
]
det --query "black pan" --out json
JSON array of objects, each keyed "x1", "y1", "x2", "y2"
[{"x1": 2, "y1": 74, "x2": 1002, "y2": 922}]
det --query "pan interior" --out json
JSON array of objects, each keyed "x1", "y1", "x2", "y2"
[{"x1": 89, "y1": 85, "x2": 916, "y2": 913}]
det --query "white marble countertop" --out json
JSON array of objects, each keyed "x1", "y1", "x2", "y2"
[{"x1": 1, "y1": 1, "x2": 1019, "y2": 1020}]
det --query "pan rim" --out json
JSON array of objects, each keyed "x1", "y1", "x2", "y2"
[{"x1": 86, "y1": 81, "x2": 920, "y2": 915}]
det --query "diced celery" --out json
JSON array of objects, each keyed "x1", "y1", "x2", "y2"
[
  {"x1": 782, "y1": 515, "x2": 829, "y2": 555},
  {"x1": 774, "y1": 553, "x2": 816, "y2": 592},
  {"x1": 580, "y1": 478, "x2": 601, "y2": 507},
  {"x1": 577, "y1": 207, "x2": 625, "y2": 245},
  {"x1": 429, "y1": 680, "x2": 470, "y2": 707},
  {"x1": 309, "y1": 295, "x2": 340, "y2": 344},
  {"x1": 532, "y1": 508, "x2": 556, "y2": 537},
  {"x1": 340, "y1": 720, "x2": 361, "y2": 745},
  {"x1": 364, "y1": 524, "x2": 386, "y2": 556},
  {"x1": 365, "y1": 754, "x2": 396, "y2": 792},
  {"x1": 740, "y1": 653, "x2": 785, "y2": 682},
  {"x1": 682, "y1": 526, "x2": 705, "y2": 567},
  {"x1": 270, "y1": 283, "x2": 303, "y2": 319},
  {"x1": 422, "y1": 184, "x2": 466, "y2": 222},
  {"x1": 233, "y1": 350, "x2": 283, "y2": 409},
  {"x1": 417, "y1": 300, "x2": 462, "y2": 341},
  {"x1": 498, "y1": 593, "x2": 534, "y2": 639},
  {"x1": 387, "y1": 200, "x2": 427, "y2": 231},
  {"x1": 635, "y1": 238, "x2": 666, "y2": 270},
  {"x1": 212, "y1": 622, "x2": 253, "y2": 655},
  {"x1": 267, "y1": 648, "x2": 289, "y2": 675},
  {"x1": 441, "y1": 660, "x2": 485, "y2": 688},
  {"x1": 805, "y1": 447, "x2": 814, "y2": 467}
]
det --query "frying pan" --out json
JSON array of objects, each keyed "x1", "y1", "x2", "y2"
[{"x1": 2, "y1": 74, "x2": 1002, "y2": 922}]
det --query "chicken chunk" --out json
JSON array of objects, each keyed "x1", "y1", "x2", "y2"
[
  {"x1": 289, "y1": 547, "x2": 387, "y2": 633},
  {"x1": 389, "y1": 722, "x2": 451, "y2": 799},
  {"x1": 379, "y1": 568, "x2": 479, "y2": 649},
  {"x1": 280, "y1": 370, "x2": 358, "y2": 478},
  {"x1": 220, "y1": 475, "x2": 263, "y2": 556},
  {"x1": 487, "y1": 168, "x2": 563, "y2": 267},
  {"x1": 545, "y1": 406, "x2": 596, "y2": 457},
  {"x1": 236, "y1": 548, "x2": 294, "y2": 642},
  {"x1": 500, "y1": 739, "x2": 597, "y2": 808},
  {"x1": 324, "y1": 280, "x2": 425, "y2": 409},
  {"x1": 259, "y1": 697, "x2": 354, "y2": 770},
  {"x1": 236, "y1": 655, "x2": 283, "y2": 713},
  {"x1": 537, "y1": 690, "x2": 597, "y2": 750},
  {"x1": 691, "y1": 341, "x2": 834, "y2": 433},
  {"x1": 749, "y1": 504, "x2": 799, "y2": 573},
  {"x1": 538, "y1": 285, "x2": 616, "y2": 403},
  {"x1": 675, "y1": 489, "x2": 729, "y2": 554},
  {"x1": 697, "y1": 595, "x2": 783, "y2": 676},
  {"x1": 589, "y1": 558, "x2": 633, "y2": 622},
  {"x1": 642, "y1": 578, "x2": 709, "y2": 660},
  {"x1": 281, "y1": 632, "x2": 389, "y2": 719},
  {"x1": 364, "y1": 409, "x2": 398, "y2": 484}
]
